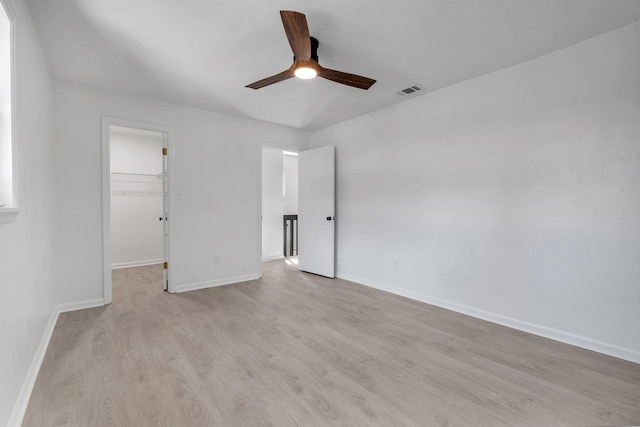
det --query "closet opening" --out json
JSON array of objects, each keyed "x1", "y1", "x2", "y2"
[{"x1": 102, "y1": 117, "x2": 173, "y2": 304}]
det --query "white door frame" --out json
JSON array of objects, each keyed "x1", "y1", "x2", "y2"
[{"x1": 101, "y1": 116, "x2": 175, "y2": 304}]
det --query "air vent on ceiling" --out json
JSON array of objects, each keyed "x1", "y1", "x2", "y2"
[{"x1": 397, "y1": 84, "x2": 424, "y2": 96}]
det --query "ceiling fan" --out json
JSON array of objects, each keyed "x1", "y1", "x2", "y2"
[{"x1": 245, "y1": 10, "x2": 376, "y2": 90}]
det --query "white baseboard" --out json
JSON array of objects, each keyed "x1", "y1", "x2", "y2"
[
  {"x1": 337, "y1": 271, "x2": 640, "y2": 365},
  {"x1": 8, "y1": 297, "x2": 107, "y2": 426},
  {"x1": 57, "y1": 298, "x2": 106, "y2": 314},
  {"x1": 262, "y1": 255, "x2": 285, "y2": 262},
  {"x1": 175, "y1": 274, "x2": 261, "y2": 293},
  {"x1": 7, "y1": 309, "x2": 59, "y2": 427},
  {"x1": 112, "y1": 259, "x2": 163, "y2": 269}
]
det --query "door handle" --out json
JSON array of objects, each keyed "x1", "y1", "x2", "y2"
[{"x1": 326, "y1": 216, "x2": 334, "y2": 221}]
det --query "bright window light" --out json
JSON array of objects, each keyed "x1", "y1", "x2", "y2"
[
  {"x1": 285, "y1": 257, "x2": 299, "y2": 265},
  {"x1": 0, "y1": 1, "x2": 13, "y2": 212},
  {"x1": 283, "y1": 173, "x2": 286, "y2": 199}
]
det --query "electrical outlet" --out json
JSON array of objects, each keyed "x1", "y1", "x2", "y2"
[
  {"x1": 393, "y1": 260, "x2": 400, "y2": 271},
  {"x1": 213, "y1": 256, "x2": 221, "y2": 265}
]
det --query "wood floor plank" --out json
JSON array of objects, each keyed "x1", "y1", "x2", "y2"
[{"x1": 22, "y1": 260, "x2": 640, "y2": 426}]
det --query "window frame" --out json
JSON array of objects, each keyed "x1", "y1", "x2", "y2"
[{"x1": 0, "y1": 0, "x2": 17, "y2": 224}]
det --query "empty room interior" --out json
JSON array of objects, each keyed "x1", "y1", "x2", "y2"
[{"x1": 1, "y1": 0, "x2": 640, "y2": 426}]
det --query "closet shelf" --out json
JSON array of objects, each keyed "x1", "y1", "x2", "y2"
[
  {"x1": 111, "y1": 172, "x2": 163, "y2": 178},
  {"x1": 111, "y1": 190, "x2": 163, "y2": 197}
]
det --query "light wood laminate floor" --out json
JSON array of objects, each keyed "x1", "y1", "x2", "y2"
[{"x1": 23, "y1": 261, "x2": 640, "y2": 426}]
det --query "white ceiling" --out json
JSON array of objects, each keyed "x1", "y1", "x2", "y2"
[{"x1": 25, "y1": 0, "x2": 640, "y2": 131}]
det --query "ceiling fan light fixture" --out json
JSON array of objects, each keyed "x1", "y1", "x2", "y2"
[
  {"x1": 293, "y1": 60, "x2": 318, "y2": 79},
  {"x1": 294, "y1": 66, "x2": 317, "y2": 79}
]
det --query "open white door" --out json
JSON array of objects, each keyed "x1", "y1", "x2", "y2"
[{"x1": 298, "y1": 145, "x2": 335, "y2": 278}]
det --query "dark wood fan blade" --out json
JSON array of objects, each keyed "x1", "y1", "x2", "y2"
[
  {"x1": 245, "y1": 69, "x2": 295, "y2": 90},
  {"x1": 280, "y1": 10, "x2": 311, "y2": 61},
  {"x1": 318, "y1": 67, "x2": 376, "y2": 90}
]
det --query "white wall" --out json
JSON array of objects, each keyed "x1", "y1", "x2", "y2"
[
  {"x1": 261, "y1": 147, "x2": 284, "y2": 261},
  {"x1": 110, "y1": 128, "x2": 164, "y2": 268},
  {"x1": 0, "y1": 0, "x2": 56, "y2": 425},
  {"x1": 55, "y1": 83, "x2": 309, "y2": 302},
  {"x1": 311, "y1": 21, "x2": 640, "y2": 362},
  {"x1": 283, "y1": 154, "x2": 298, "y2": 215}
]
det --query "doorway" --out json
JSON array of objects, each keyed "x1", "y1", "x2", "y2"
[
  {"x1": 101, "y1": 117, "x2": 173, "y2": 304},
  {"x1": 261, "y1": 147, "x2": 299, "y2": 263}
]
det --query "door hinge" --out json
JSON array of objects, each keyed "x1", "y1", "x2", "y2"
[
  {"x1": 163, "y1": 262, "x2": 168, "y2": 269},
  {"x1": 162, "y1": 148, "x2": 167, "y2": 155}
]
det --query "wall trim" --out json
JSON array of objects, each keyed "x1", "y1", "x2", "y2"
[
  {"x1": 262, "y1": 255, "x2": 285, "y2": 262},
  {"x1": 337, "y1": 271, "x2": 640, "y2": 365},
  {"x1": 8, "y1": 297, "x2": 108, "y2": 426},
  {"x1": 0, "y1": 207, "x2": 19, "y2": 224},
  {"x1": 57, "y1": 298, "x2": 106, "y2": 314},
  {"x1": 7, "y1": 309, "x2": 59, "y2": 427},
  {"x1": 112, "y1": 259, "x2": 163, "y2": 269},
  {"x1": 175, "y1": 274, "x2": 261, "y2": 293}
]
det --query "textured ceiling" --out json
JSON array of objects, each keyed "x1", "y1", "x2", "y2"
[{"x1": 25, "y1": 0, "x2": 640, "y2": 130}]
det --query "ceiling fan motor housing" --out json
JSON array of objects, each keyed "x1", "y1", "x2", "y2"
[{"x1": 294, "y1": 36, "x2": 319, "y2": 63}]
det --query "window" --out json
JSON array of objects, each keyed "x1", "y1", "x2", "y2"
[{"x1": 0, "y1": 0, "x2": 15, "y2": 223}]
